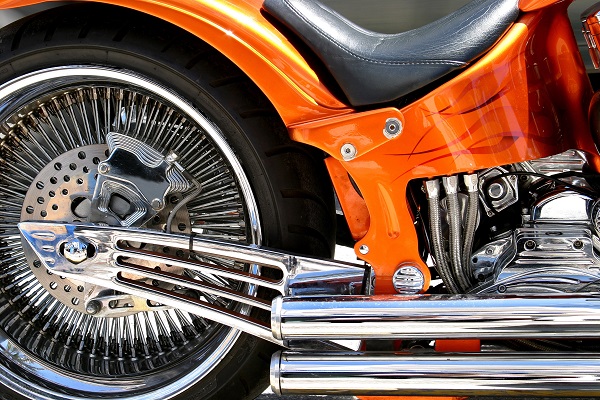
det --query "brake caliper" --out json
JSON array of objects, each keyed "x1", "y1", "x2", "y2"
[{"x1": 91, "y1": 132, "x2": 193, "y2": 227}]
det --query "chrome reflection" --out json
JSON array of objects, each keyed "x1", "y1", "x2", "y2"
[
  {"x1": 272, "y1": 350, "x2": 600, "y2": 396},
  {"x1": 273, "y1": 294, "x2": 600, "y2": 340}
]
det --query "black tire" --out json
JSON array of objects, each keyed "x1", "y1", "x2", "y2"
[{"x1": 0, "y1": 4, "x2": 335, "y2": 400}]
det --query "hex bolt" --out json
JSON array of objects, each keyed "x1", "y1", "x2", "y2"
[
  {"x1": 573, "y1": 240, "x2": 584, "y2": 250},
  {"x1": 524, "y1": 240, "x2": 536, "y2": 251},
  {"x1": 97, "y1": 162, "x2": 110, "y2": 174},
  {"x1": 359, "y1": 244, "x2": 369, "y2": 255},
  {"x1": 86, "y1": 300, "x2": 102, "y2": 315},
  {"x1": 340, "y1": 143, "x2": 357, "y2": 161}
]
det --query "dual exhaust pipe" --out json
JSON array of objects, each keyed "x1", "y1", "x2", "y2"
[
  {"x1": 272, "y1": 294, "x2": 600, "y2": 340},
  {"x1": 271, "y1": 351, "x2": 600, "y2": 396},
  {"x1": 270, "y1": 293, "x2": 600, "y2": 396}
]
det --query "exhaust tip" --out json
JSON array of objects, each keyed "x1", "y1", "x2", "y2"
[
  {"x1": 269, "y1": 350, "x2": 282, "y2": 396},
  {"x1": 271, "y1": 296, "x2": 283, "y2": 340}
]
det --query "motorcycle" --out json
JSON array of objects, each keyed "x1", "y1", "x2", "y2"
[{"x1": 0, "y1": 0, "x2": 596, "y2": 398}]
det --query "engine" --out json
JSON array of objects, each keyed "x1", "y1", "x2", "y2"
[{"x1": 426, "y1": 150, "x2": 600, "y2": 294}]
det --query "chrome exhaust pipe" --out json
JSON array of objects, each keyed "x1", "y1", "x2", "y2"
[
  {"x1": 272, "y1": 294, "x2": 600, "y2": 340},
  {"x1": 271, "y1": 351, "x2": 600, "y2": 396}
]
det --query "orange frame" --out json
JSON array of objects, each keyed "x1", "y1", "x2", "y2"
[
  {"x1": 293, "y1": 1, "x2": 595, "y2": 293},
  {"x1": 0, "y1": 0, "x2": 596, "y2": 294}
]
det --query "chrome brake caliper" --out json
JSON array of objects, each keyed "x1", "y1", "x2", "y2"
[{"x1": 91, "y1": 132, "x2": 195, "y2": 227}]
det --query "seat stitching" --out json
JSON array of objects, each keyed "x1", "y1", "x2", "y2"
[{"x1": 281, "y1": 0, "x2": 466, "y2": 67}]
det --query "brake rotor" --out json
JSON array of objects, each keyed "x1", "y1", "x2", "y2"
[{"x1": 21, "y1": 145, "x2": 188, "y2": 315}]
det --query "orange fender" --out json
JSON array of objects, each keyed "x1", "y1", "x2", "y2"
[{"x1": 0, "y1": 0, "x2": 351, "y2": 125}]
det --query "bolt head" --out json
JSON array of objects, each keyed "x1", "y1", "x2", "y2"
[
  {"x1": 63, "y1": 239, "x2": 90, "y2": 264},
  {"x1": 358, "y1": 244, "x2": 369, "y2": 255},
  {"x1": 383, "y1": 118, "x2": 403, "y2": 139},
  {"x1": 151, "y1": 198, "x2": 164, "y2": 210},
  {"x1": 97, "y1": 162, "x2": 109, "y2": 174},
  {"x1": 340, "y1": 143, "x2": 357, "y2": 161},
  {"x1": 393, "y1": 265, "x2": 425, "y2": 294},
  {"x1": 165, "y1": 152, "x2": 179, "y2": 163},
  {"x1": 487, "y1": 182, "x2": 506, "y2": 200},
  {"x1": 85, "y1": 300, "x2": 102, "y2": 315}
]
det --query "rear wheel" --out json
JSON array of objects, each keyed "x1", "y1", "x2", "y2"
[{"x1": 0, "y1": 4, "x2": 335, "y2": 399}]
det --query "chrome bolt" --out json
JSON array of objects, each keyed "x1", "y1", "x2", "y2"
[
  {"x1": 97, "y1": 162, "x2": 110, "y2": 174},
  {"x1": 85, "y1": 300, "x2": 102, "y2": 315},
  {"x1": 524, "y1": 240, "x2": 536, "y2": 250},
  {"x1": 358, "y1": 244, "x2": 369, "y2": 255},
  {"x1": 487, "y1": 182, "x2": 505, "y2": 200},
  {"x1": 165, "y1": 151, "x2": 179, "y2": 163},
  {"x1": 485, "y1": 247, "x2": 494, "y2": 255},
  {"x1": 393, "y1": 265, "x2": 425, "y2": 294},
  {"x1": 383, "y1": 118, "x2": 403, "y2": 139},
  {"x1": 340, "y1": 143, "x2": 357, "y2": 161},
  {"x1": 151, "y1": 198, "x2": 164, "y2": 210},
  {"x1": 573, "y1": 240, "x2": 584, "y2": 250},
  {"x1": 63, "y1": 239, "x2": 90, "y2": 264}
]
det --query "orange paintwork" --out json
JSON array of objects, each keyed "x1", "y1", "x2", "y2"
[
  {"x1": 0, "y1": 0, "x2": 350, "y2": 125},
  {"x1": 435, "y1": 339, "x2": 481, "y2": 352},
  {"x1": 520, "y1": 0, "x2": 573, "y2": 12},
  {"x1": 325, "y1": 158, "x2": 370, "y2": 240},
  {"x1": 292, "y1": 2, "x2": 595, "y2": 293}
]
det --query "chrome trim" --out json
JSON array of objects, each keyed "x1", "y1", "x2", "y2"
[
  {"x1": 273, "y1": 351, "x2": 600, "y2": 396},
  {"x1": 19, "y1": 221, "x2": 369, "y2": 344},
  {"x1": 273, "y1": 294, "x2": 600, "y2": 340},
  {"x1": 478, "y1": 166, "x2": 518, "y2": 216},
  {"x1": 522, "y1": 149, "x2": 587, "y2": 178},
  {"x1": 270, "y1": 351, "x2": 283, "y2": 396},
  {"x1": 531, "y1": 190, "x2": 594, "y2": 222},
  {"x1": 583, "y1": 4, "x2": 600, "y2": 69},
  {"x1": 474, "y1": 224, "x2": 600, "y2": 294},
  {"x1": 392, "y1": 265, "x2": 425, "y2": 293}
]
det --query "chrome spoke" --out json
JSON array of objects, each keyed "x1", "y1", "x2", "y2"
[{"x1": 0, "y1": 66, "x2": 266, "y2": 397}]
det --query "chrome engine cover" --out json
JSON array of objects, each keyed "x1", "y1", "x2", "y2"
[
  {"x1": 472, "y1": 223, "x2": 600, "y2": 294},
  {"x1": 470, "y1": 149, "x2": 600, "y2": 294}
]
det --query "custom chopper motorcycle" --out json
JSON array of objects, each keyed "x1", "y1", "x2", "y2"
[{"x1": 0, "y1": 0, "x2": 599, "y2": 398}]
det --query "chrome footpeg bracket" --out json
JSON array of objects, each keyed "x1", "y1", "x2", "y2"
[{"x1": 18, "y1": 221, "x2": 370, "y2": 345}]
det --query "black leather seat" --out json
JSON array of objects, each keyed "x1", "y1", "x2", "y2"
[{"x1": 263, "y1": 0, "x2": 519, "y2": 106}]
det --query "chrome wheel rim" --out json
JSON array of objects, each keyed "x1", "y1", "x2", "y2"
[{"x1": 0, "y1": 66, "x2": 261, "y2": 399}]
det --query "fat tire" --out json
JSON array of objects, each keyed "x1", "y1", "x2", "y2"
[{"x1": 0, "y1": 4, "x2": 335, "y2": 399}]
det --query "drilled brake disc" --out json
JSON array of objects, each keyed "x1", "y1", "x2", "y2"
[{"x1": 0, "y1": 69, "x2": 257, "y2": 384}]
